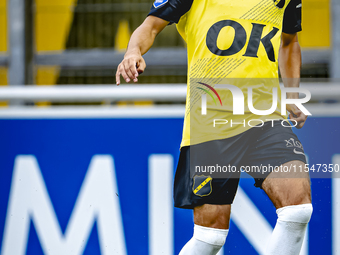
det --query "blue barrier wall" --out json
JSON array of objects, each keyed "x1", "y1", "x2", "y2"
[{"x1": 0, "y1": 115, "x2": 339, "y2": 255}]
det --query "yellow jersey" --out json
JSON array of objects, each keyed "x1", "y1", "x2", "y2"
[{"x1": 149, "y1": 0, "x2": 302, "y2": 147}]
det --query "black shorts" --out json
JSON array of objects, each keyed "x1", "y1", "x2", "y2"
[{"x1": 174, "y1": 121, "x2": 307, "y2": 209}]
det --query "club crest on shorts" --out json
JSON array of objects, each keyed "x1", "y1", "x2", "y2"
[
  {"x1": 153, "y1": 0, "x2": 168, "y2": 8},
  {"x1": 192, "y1": 175, "x2": 212, "y2": 197}
]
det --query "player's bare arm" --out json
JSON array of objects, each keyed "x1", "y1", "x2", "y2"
[
  {"x1": 279, "y1": 32, "x2": 307, "y2": 129},
  {"x1": 115, "y1": 16, "x2": 169, "y2": 85}
]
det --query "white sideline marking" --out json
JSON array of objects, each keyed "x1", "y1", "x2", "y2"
[{"x1": 149, "y1": 154, "x2": 173, "y2": 255}]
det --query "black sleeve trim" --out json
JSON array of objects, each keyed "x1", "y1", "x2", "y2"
[
  {"x1": 148, "y1": 0, "x2": 193, "y2": 24},
  {"x1": 282, "y1": 0, "x2": 302, "y2": 34}
]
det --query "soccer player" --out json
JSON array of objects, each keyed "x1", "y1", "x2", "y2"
[{"x1": 116, "y1": 0, "x2": 313, "y2": 254}]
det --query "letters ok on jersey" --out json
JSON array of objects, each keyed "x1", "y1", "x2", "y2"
[{"x1": 177, "y1": 0, "x2": 288, "y2": 79}]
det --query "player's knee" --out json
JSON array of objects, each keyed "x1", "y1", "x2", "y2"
[
  {"x1": 277, "y1": 203, "x2": 313, "y2": 224},
  {"x1": 194, "y1": 224, "x2": 229, "y2": 247}
]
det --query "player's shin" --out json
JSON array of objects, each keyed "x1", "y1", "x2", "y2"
[
  {"x1": 179, "y1": 224, "x2": 228, "y2": 255},
  {"x1": 265, "y1": 203, "x2": 313, "y2": 255}
]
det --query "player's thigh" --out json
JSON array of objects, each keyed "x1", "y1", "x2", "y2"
[
  {"x1": 262, "y1": 160, "x2": 311, "y2": 209},
  {"x1": 194, "y1": 204, "x2": 231, "y2": 229}
]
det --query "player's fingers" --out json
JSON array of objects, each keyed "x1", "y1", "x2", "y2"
[
  {"x1": 116, "y1": 64, "x2": 127, "y2": 85},
  {"x1": 294, "y1": 119, "x2": 305, "y2": 129},
  {"x1": 130, "y1": 57, "x2": 145, "y2": 82},
  {"x1": 298, "y1": 113, "x2": 307, "y2": 129},
  {"x1": 289, "y1": 113, "x2": 306, "y2": 129},
  {"x1": 137, "y1": 58, "x2": 146, "y2": 74},
  {"x1": 119, "y1": 63, "x2": 131, "y2": 83},
  {"x1": 289, "y1": 116, "x2": 299, "y2": 127},
  {"x1": 292, "y1": 114, "x2": 305, "y2": 123},
  {"x1": 289, "y1": 106, "x2": 303, "y2": 121},
  {"x1": 297, "y1": 121, "x2": 305, "y2": 129},
  {"x1": 122, "y1": 61, "x2": 135, "y2": 83},
  {"x1": 127, "y1": 59, "x2": 139, "y2": 81},
  {"x1": 289, "y1": 106, "x2": 301, "y2": 117},
  {"x1": 115, "y1": 68, "x2": 121, "y2": 85}
]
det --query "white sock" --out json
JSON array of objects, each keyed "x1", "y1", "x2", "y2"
[
  {"x1": 179, "y1": 224, "x2": 229, "y2": 255},
  {"x1": 265, "y1": 203, "x2": 313, "y2": 255}
]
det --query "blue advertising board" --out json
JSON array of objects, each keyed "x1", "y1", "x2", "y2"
[{"x1": 0, "y1": 109, "x2": 339, "y2": 255}]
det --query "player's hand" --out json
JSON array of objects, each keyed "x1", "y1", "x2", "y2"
[
  {"x1": 116, "y1": 52, "x2": 146, "y2": 85},
  {"x1": 286, "y1": 104, "x2": 307, "y2": 129}
]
